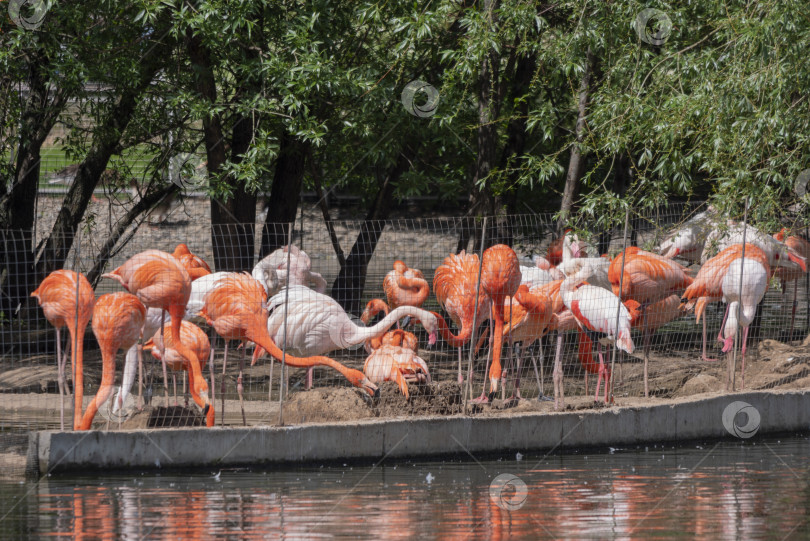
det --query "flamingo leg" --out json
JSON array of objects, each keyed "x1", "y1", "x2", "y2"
[
  {"x1": 172, "y1": 373, "x2": 178, "y2": 406},
  {"x1": 306, "y1": 366, "x2": 314, "y2": 391},
  {"x1": 701, "y1": 314, "x2": 720, "y2": 363},
  {"x1": 507, "y1": 342, "x2": 522, "y2": 402},
  {"x1": 535, "y1": 341, "x2": 545, "y2": 399},
  {"x1": 789, "y1": 280, "x2": 798, "y2": 341},
  {"x1": 716, "y1": 304, "x2": 731, "y2": 344},
  {"x1": 208, "y1": 331, "x2": 216, "y2": 403},
  {"x1": 55, "y1": 328, "x2": 65, "y2": 431},
  {"x1": 740, "y1": 326, "x2": 750, "y2": 390},
  {"x1": 220, "y1": 342, "x2": 229, "y2": 427},
  {"x1": 268, "y1": 357, "x2": 275, "y2": 402},
  {"x1": 471, "y1": 324, "x2": 494, "y2": 403},
  {"x1": 594, "y1": 341, "x2": 603, "y2": 403},
  {"x1": 457, "y1": 346, "x2": 464, "y2": 385},
  {"x1": 643, "y1": 323, "x2": 652, "y2": 399},
  {"x1": 157, "y1": 311, "x2": 171, "y2": 407},
  {"x1": 553, "y1": 332, "x2": 565, "y2": 411},
  {"x1": 137, "y1": 335, "x2": 145, "y2": 409},
  {"x1": 238, "y1": 343, "x2": 247, "y2": 426}
]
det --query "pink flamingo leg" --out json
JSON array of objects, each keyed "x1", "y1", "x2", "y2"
[
  {"x1": 593, "y1": 341, "x2": 603, "y2": 403},
  {"x1": 457, "y1": 347, "x2": 464, "y2": 385},
  {"x1": 220, "y1": 342, "x2": 229, "y2": 427},
  {"x1": 471, "y1": 325, "x2": 494, "y2": 404},
  {"x1": 306, "y1": 367, "x2": 314, "y2": 390},
  {"x1": 716, "y1": 304, "x2": 731, "y2": 344},
  {"x1": 553, "y1": 333, "x2": 565, "y2": 410},
  {"x1": 237, "y1": 344, "x2": 247, "y2": 426},
  {"x1": 54, "y1": 328, "x2": 65, "y2": 431},
  {"x1": 740, "y1": 326, "x2": 750, "y2": 390}
]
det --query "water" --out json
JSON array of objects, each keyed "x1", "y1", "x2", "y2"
[{"x1": 2, "y1": 435, "x2": 809, "y2": 539}]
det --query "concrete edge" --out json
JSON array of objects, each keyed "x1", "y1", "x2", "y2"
[{"x1": 35, "y1": 390, "x2": 810, "y2": 475}]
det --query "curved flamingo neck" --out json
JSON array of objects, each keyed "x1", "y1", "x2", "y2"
[
  {"x1": 345, "y1": 306, "x2": 432, "y2": 344},
  {"x1": 78, "y1": 343, "x2": 116, "y2": 430},
  {"x1": 432, "y1": 311, "x2": 472, "y2": 347}
]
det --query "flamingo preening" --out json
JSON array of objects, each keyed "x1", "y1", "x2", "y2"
[
  {"x1": 383, "y1": 260, "x2": 430, "y2": 310},
  {"x1": 78, "y1": 292, "x2": 145, "y2": 430},
  {"x1": 432, "y1": 250, "x2": 491, "y2": 384},
  {"x1": 363, "y1": 329, "x2": 430, "y2": 399},
  {"x1": 172, "y1": 243, "x2": 212, "y2": 280},
  {"x1": 32, "y1": 270, "x2": 96, "y2": 430}
]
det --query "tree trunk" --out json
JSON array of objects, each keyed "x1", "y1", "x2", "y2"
[
  {"x1": 332, "y1": 147, "x2": 416, "y2": 314},
  {"x1": 558, "y1": 48, "x2": 595, "y2": 233},
  {"x1": 260, "y1": 131, "x2": 310, "y2": 257},
  {"x1": 35, "y1": 38, "x2": 169, "y2": 278},
  {"x1": 0, "y1": 51, "x2": 67, "y2": 320}
]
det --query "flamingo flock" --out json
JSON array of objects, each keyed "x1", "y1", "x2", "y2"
[{"x1": 30, "y1": 212, "x2": 809, "y2": 430}]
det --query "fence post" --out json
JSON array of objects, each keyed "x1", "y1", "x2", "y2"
[
  {"x1": 609, "y1": 207, "x2": 630, "y2": 402},
  {"x1": 463, "y1": 216, "x2": 488, "y2": 412},
  {"x1": 277, "y1": 222, "x2": 294, "y2": 426}
]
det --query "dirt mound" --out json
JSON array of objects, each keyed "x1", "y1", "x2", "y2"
[
  {"x1": 372, "y1": 381, "x2": 464, "y2": 417},
  {"x1": 673, "y1": 373, "x2": 723, "y2": 397},
  {"x1": 283, "y1": 387, "x2": 375, "y2": 424}
]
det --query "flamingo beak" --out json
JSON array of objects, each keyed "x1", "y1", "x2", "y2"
[
  {"x1": 362, "y1": 377, "x2": 380, "y2": 398},
  {"x1": 789, "y1": 252, "x2": 807, "y2": 272}
]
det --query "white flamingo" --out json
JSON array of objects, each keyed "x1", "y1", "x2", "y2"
[
  {"x1": 259, "y1": 285, "x2": 439, "y2": 389},
  {"x1": 252, "y1": 245, "x2": 327, "y2": 296}
]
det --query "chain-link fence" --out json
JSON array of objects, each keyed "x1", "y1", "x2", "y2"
[{"x1": 2, "y1": 198, "x2": 809, "y2": 454}]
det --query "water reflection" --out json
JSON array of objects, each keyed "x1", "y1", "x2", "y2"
[{"x1": 2, "y1": 436, "x2": 809, "y2": 539}]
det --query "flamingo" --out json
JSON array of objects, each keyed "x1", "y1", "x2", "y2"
[
  {"x1": 561, "y1": 265, "x2": 635, "y2": 404},
  {"x1": 500, "y1": 284, "x2": 554, "y2": 401},
  {"x1": 772, "y1": 229, "x2": 810, "y2": 339},
  {"x1": 144, "y1": 320, "x2": 215, "y2": 426},
  {"x1": 364, "y1": 329, "x2": 430, "y2": 399},
  {"x1": 608, "y1": 246, "x2": 692, "y2": 396},
  {"x1": 718, "y1": 248, "x2": 771, "y2": 390},
  {"x1": 547, "y1": 230, "x2": 587, "y2": 266},
  {"x1": 528, "y1": 278, "x2": 577, "y2": 410},
  {"x1": 473, "y1": 244, "x2": 521, "y2": 403},
  {"x1": 113, "y1": 245, "x2": 213, "y2": 414},
  {"x1": 102, "y1": 249, "x2": 196, "y2": 406},
  {"x1": 252, "y1": 244, "x2": 327, "y2": 296},
  {"x1": 383, "y1": 260, "x2": 430, "y2": 310},
  {"x1": 199, "y1": 276, "x2": 379, "y2": 411},
  {"x1": 682, "y1": 244, "x2": 770, "y2": 362},
  {"x1": 658, "y1": 206, "x2": 718, "y2": 262},
  {"x1": 78, "y1": 292, "x2": 145, "y2": 430},
  {"x1": 172, "y1": 243, "x2": 212, "y2": 280},
  {"x1": 31, "y1": 270, "x2": 96, "y2": 430},
  {"x1": 432, "y1": 250, "x2": 491, "y2": 384},
  {"x1": 259, "y1": 286, "x2": 438, "y2": 389},
  {"x1": 702, "y1": 222, "x2": 807, "y2": 270}
]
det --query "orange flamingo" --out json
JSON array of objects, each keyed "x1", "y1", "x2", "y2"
[
  {"x1": 500, "y1": 284, "x2": 554, "y2": 401},
  {"x1": 79, "y1": 292, "x2": 145, "y2": 430},
  {"x1": 472, "y1": 244, "x2": 521, "y2": 403},
  {"x1": 432, "y1": 250, "x2": 491, "y2": 384},
  {"x1": 364, "y1": 331, "x2": 430, "y2": 399},
  {"x1": 608, "y1": 246, "x2": 692, "y2": 396},
  {"x1": 773, "y1": 229, "x2": 810, "y2": 339},
  {"x1": 172, "y1": 243, "x2": 212, "y2": 280},
  {"x1": 31, "y1": 270, "x2": 96, "y2": 430},
  {"x1": 200, "y1": 274, "x2": 378, "y2": 423},
  {"x1": 383, "y1": 260, "x2": 430, "y2": 310},
  {"x1": 144, "y1": 320, "x2": 214, "y2": 426},
  {"x1": 682, "y1": 244, "x2": 769, "y2": 362},
  {"x1": 102, "y1": 250, "x2": 196, "y2": 405}
]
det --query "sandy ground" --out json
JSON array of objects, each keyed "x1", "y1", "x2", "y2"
[{"x1": 3, "y1": 335, "x2": 810, "y2": 430}]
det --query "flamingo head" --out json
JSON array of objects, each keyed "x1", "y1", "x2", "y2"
[
  {"x1": 360, "y1": 299, "x2": 389, "y2": 325},
  {"x1": 413, "y1": 311, "x2": 439, "y2": 346},
  {"x1": 347, "y1": 369, "x2": 380, "y2": 398}
]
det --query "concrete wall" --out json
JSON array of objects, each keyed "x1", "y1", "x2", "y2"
[{"x1": 32, "y1": 390, "x2": 810, "y2": 475}]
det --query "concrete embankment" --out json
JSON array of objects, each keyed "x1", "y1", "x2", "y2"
[{"x1": 31, "y1": 390, "x2": 810, "y2": 475}]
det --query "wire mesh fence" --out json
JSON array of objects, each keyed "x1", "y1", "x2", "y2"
[{"x1": 1, "y1": 198, "x2": 809, "y2": 443}]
